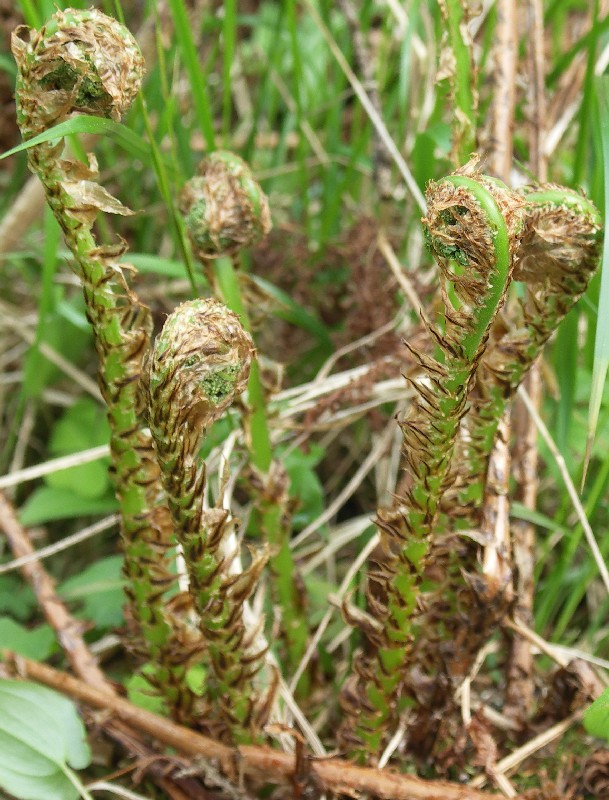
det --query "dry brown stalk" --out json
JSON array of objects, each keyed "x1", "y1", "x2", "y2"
[
  {"x1": 527, "y1": 0, "x2": 547, "y2": 181},
  {"x1": 480, "y1": 411, "x2": 514, "y2": 608},
  {"x1": 487, "y1": 0, "x2": 517, "y2": 179},
  {"x1": 503, "y1": 0, "x2": 546, "y2": 726},
  {"x1": 505, "y1": 367, "x2": 541, "y2": 725},
  {"x1": 2, "y1": 652, "x2": 520, "y2": 800},
  {"x1": 0, "y1": 175, "x2": 45, "y2": 256}
]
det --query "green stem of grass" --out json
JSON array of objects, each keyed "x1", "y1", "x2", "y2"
[
  {"x1": 214, "y1": 256, "x2": 272, "y2": 471},
  {"x1": 167, "y1": 0, "x2": 216, "y2": 150}
]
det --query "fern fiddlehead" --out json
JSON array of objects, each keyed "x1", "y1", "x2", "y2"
[
  {"x1": 403, "y1": 183, "x2": 602, "y2": 758},
  {"x1": 180, "y1": 156, "x2": 311, "y2": 694},
  {"x1": 144, "y1": 298, "x2": 274, "y2": 742},
  {"x1": 179, "y1": 151, "x2": 272, "y2": 260},
  {"x1": 448, "y1": 186, "x2": 602, "y2": 513},
  {"x1": 340, "y1": 165, "x2": 524, "y2": 761}
]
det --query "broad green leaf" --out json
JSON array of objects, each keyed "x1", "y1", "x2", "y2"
[
  {"x1": 0, "y1": 618, "x2": 55, "y2": 660},
  {"x1": 0, "y1": 680, "x2": 91, "y2": 800},
  {"x1": 0, "y1": 576, "x2": 37, "y2": 622},
  {"x1": 44, "y1": 458, "x2": 110, "y2": 499},
  {"x1": 585, "y1": 75, "x2": 609, "y2": 483},
  {"x1": 19, "y1": 487, "x2": 118, "y2": 527},
  {"x1": 59, "y1": 556, "x2": 124, "y2": 629},
  {"x1": 283, "y1": 444, "x2": 326, "y2": 530},
  {"x1": 584, "y1": 686, "x2": 609, "y2": 742},
  {"x1": 23, "y1": 310, "x2": 90, "y2": 399},
  {"x1": 46, "y1": 398, "x2": 111, "y2": 499}
]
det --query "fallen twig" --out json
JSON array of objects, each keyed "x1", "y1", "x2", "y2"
[
  {"x1": 2, "y1": 652, "x2": 519, "y2": 800},
  {"x1": 470, "y1": 711, "x2": 583, "y2": 790}
]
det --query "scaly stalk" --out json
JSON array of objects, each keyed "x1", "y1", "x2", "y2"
[
  {"x1": 340, "y1": 164, "x2": 524, "y2": 761},
  {"x1": 12, "y1": 9, "x2": 201, "y2": 715},
  {"x1": 404, "y1": 184, "x2": 602, "y2": 756},
  {"x1": 447, "y1": 186, "x2": 602, "y2": 515},
  {"x1": 180, "y1": 153, "x2": 311, "y2": 693},
  {"x1": 145, "y1": 299, "x2": 273, "y2": 743}
]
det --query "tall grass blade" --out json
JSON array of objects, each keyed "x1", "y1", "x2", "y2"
[
  {"x1": 15, "y1": 0, "x2": 41, "y2": 28},
  {"x1": 0, "y1": 116, "x2": 156, "y2": 165},
  {"x1": 572, "y1": 0, "x2": 599, "y2": 184},
  {"x1": 584, "y1": 75, "x2": 609, "y2": 486},
  {"x1": 167, "y1": 0, "x2": 216, "y2": 151},
  {"x1": 222, "y1": 0, "x2": 236, "y2": 141}
]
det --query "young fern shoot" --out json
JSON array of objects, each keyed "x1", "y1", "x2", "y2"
[
  {"x1": 340, "y1": 165, "x2": 524, "y2": 761},
  {"x1": 180, "y1": 155, "x2": 311, "y2": 694},
  {"x1": 144, "y1": 299, "x2": 273, "y2": 743},
  {"x1": 12, "y1": 9, "x2": 202, "y2": 716},
  {"x1": 446, "y1": 186, "x2": 602, "y2": 515},
  {"x1": 400, "y1": 184, "x2": 602, "y2": 757},
  {"x1": 179, "y1": 151, "x2": 272, "y2": 260}
]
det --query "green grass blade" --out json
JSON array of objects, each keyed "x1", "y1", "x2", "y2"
[
  {"x1": 573, "y1": 0, "x2": 599, "y2": 184},
  {"x1": 136, "y1": 97, "x2": 199, "y2": 294},
  {"x1": 584, "y1": 75, "x2": 609, "y2": 485},
  {"x1": 222, "y1": 0, "x2": 237, "y2": 141},
  {"x1": 167, "y1": 0, "x2": 216, "y2": 150},
  {"x1": 214, "y1": 257, "x2": 272, "y2": 472},
  {"x1": 554, "y1": 309, "x2": 578, "y2": 451},
  {"x1": 15, "y1": 0, "x2": 41, "y2": 27},
  {"x1": 547, "y1": 13, "x2": 609, "y2": 87},
  {"x1": 0, "y1": 116, "x2": 156, "y2": 165}
]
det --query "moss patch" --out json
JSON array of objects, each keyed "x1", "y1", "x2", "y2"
[{"x1": 201, "y1": 364, "x2": 242, "y2": 406}]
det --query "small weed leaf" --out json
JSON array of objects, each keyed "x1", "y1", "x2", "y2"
[
  {"x1": 58, "y1": 556, "x2": 125, "y2": 629},
  {"x1": 584, "y1": 687, "x2": 609, "y2": 742},
  {"x1": 0, "y1": 618, "x2": 55, "y2": 660}
]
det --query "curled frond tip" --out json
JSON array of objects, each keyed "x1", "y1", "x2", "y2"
[
  {"x1": 12, "y1": 8, "x2": 144, "y2": 135},
  {"x1": 147, "y1": 298, "x2": 254, "y2": 434},
  {"x1": 180, "y1": 151, "x2": 272, "y2": 259}
]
